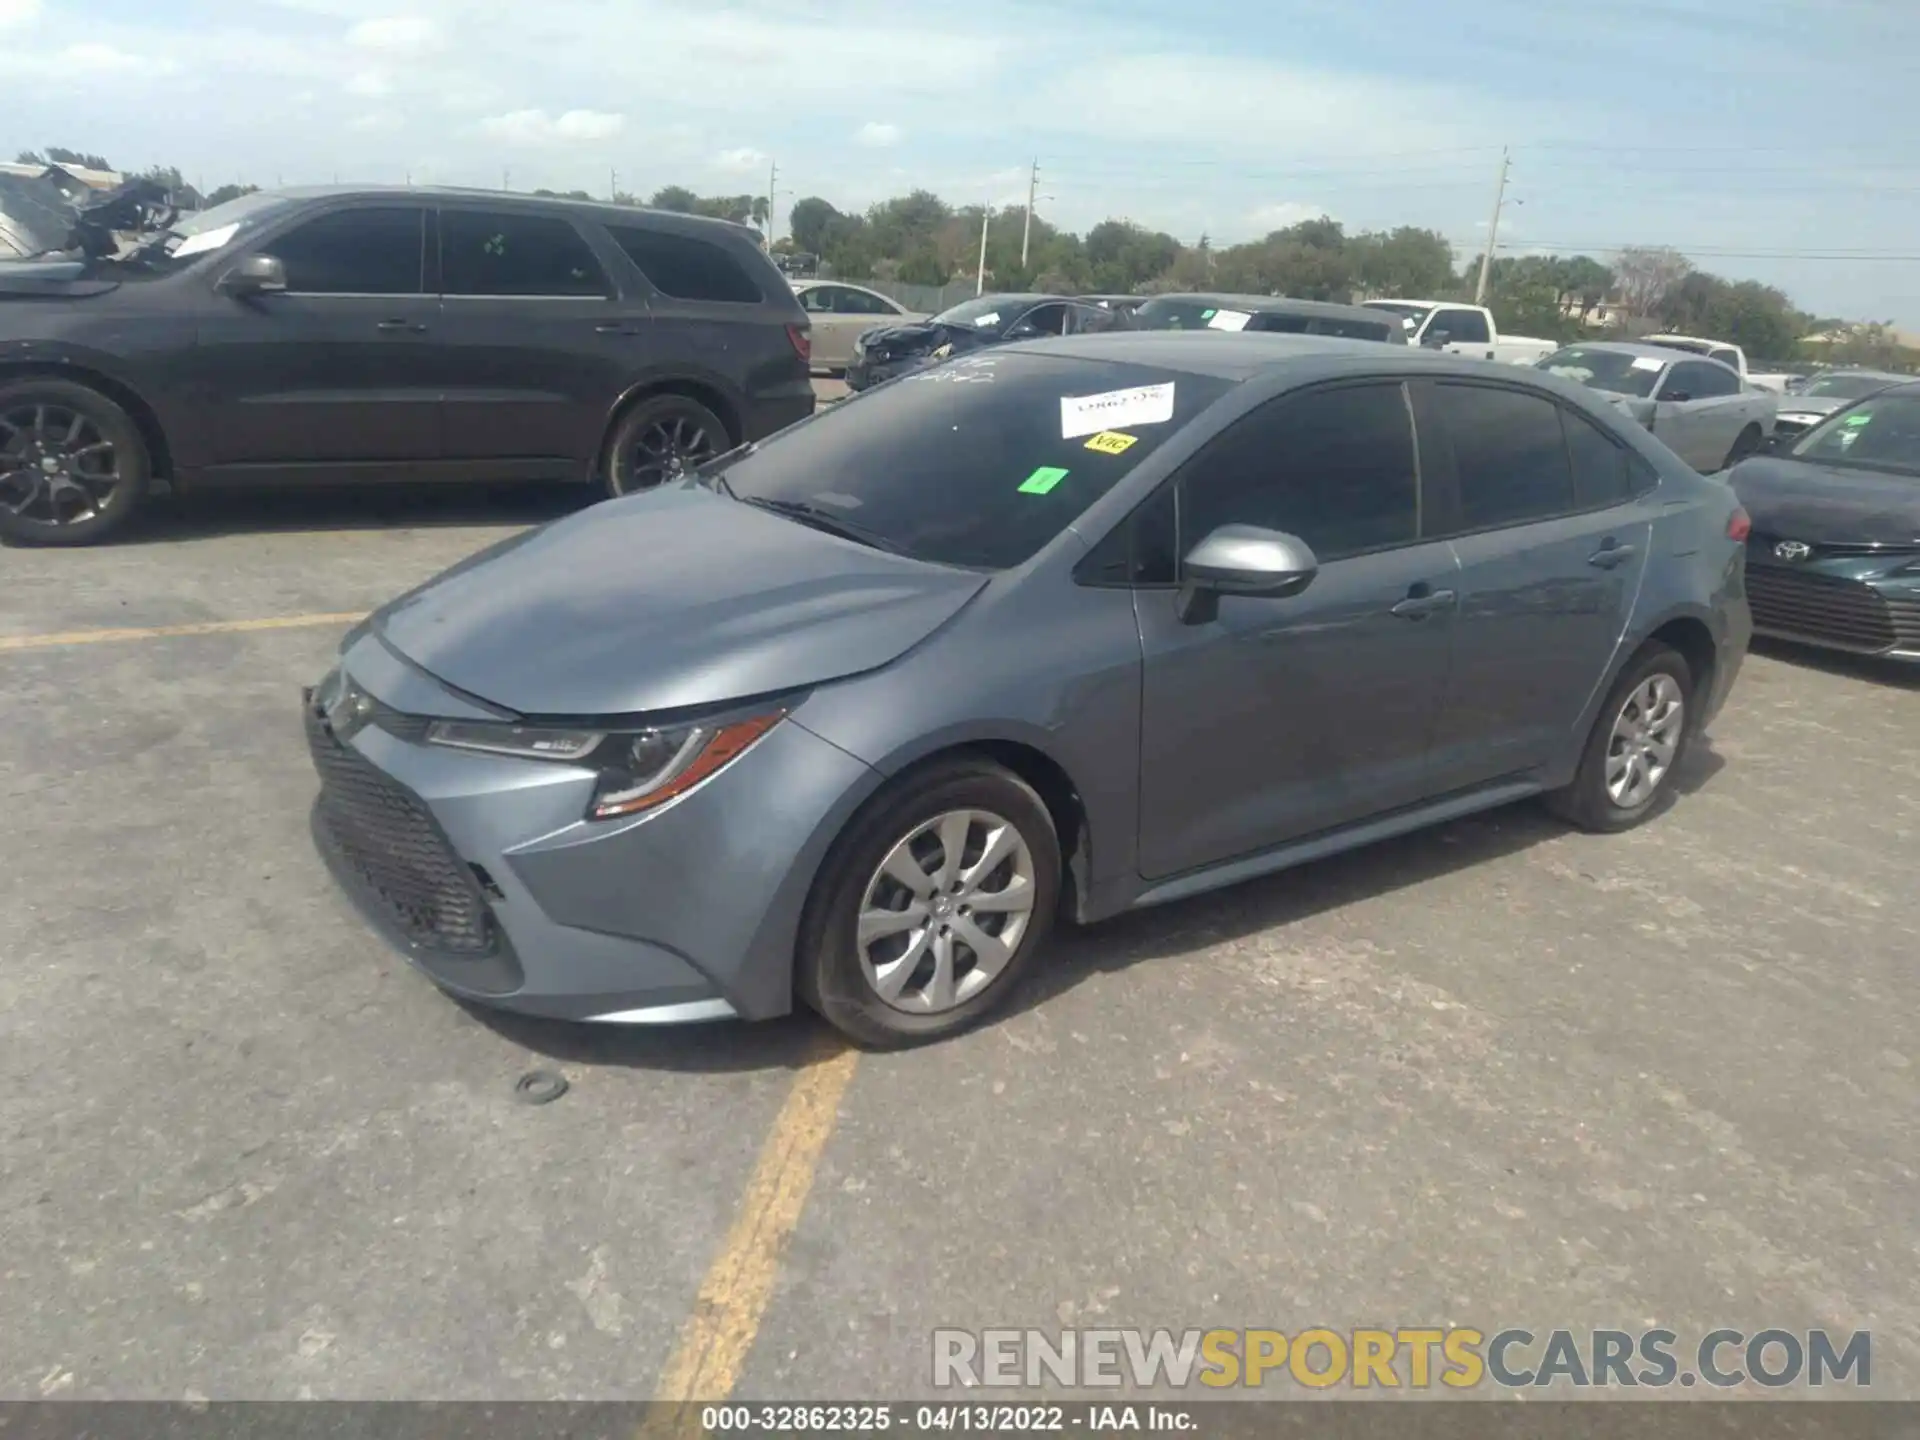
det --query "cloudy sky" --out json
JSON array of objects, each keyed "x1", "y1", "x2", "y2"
[{"x1": 5, "y1": 0, "x2": 1919, "y2": 324}]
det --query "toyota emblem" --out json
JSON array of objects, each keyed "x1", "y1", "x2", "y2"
[{"x1": 1773, "y1": 540, "x2": 1812, "y2": 561}]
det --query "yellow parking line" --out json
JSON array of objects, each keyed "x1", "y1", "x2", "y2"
[
  {"x1": 0, "y1": 612, "x2": 364, "y2": 653},
  {"x1": 650, "y1": 1042, "x2": 861, "y2": 1416}
]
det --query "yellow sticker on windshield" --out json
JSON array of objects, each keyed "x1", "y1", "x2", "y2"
[{"x1": 1084, "y1": 430, "x2": 1139, "y2": 455}]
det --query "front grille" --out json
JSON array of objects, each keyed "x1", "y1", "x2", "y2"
[
  {"x1": 305, "y1": 701, "x2": 495, "y2": 955},
  {"x1": 1744, "y1": 566, "x2": 1897, "y2": 652}
]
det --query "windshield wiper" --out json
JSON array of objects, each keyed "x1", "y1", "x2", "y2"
[{"x1": 739, "y1": 497, "x2": 910, "y2": 556}]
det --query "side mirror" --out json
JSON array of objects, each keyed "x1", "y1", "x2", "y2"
[
  {"x1": 1175, "y1": 524, "x2": 1318, "y2": 625},
  {"x1": 1663, "y1": 390, "x2": 1692, "y2": 404},
  {"x1": 216, "y1": 253, "x2": 287, "y2": 297},
  {"x1": 1421, "y1": 329, "x2": 1451, "y2": 349}
]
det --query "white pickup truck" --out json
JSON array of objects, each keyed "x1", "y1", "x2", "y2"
[
  {"x1": 1642, "y1": 334, "x2": 1794, "y2": 394},
  {"x1": 1360, "y1": 300, "x2": 1558, "y2": 365}
]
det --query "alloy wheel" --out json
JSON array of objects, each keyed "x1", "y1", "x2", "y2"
[
  {"x1": 856, "y1": 808, "x2": 1038, "y2": 1014},
  {"x1": 0, "y1": 402, "x2": 122, "y2": 526},
  {"x1": 622, "y1": 412, "x2": 717, "y2": 493},
  {"x1": 1605, "y1": 673, "x2": 1685, "y2": 809}
]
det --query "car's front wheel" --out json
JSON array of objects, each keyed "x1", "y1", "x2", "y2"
[
  {"x1": 0, "y1": 378, "x2": 151, "y2": 546},
  {"x1": 1547, "y1": 642, "x2": 1696, "y2": 833},
  {"x1": 798, "y1": 758, "x2": 1061, "y2": 1048},
  {"x1": 604, "y1": 393, "x2": 730, "y2": 498}
]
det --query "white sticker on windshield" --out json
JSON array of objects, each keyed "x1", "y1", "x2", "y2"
[
  {"x1": 970, "y1": 313, "x2": 1000, "y2": 328},
  {"x1": 169, "y1": 223, "x2": 241, "y2": 259},
  {"x1": 1061, "y1": 382, "x2": 1176, "y2": 439},
  {"x1": 1630, "y1": 356, "x2": 1665, "y2": 372},
  {"x1": 1206, "y1": 309, "x2": 1252, "y2": 332}
]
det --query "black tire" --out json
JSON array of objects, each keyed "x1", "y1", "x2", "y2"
[
  {"x1": 0, "y1": 377, "x2": 151, "y2": 546},
  {"x1": 797, "y1": 757, "x2": 1061, "y2": 1049},
  {"x1": 1546, "y1": 642, "x2": 1696, "y2": 833},
  {"x1": 603, "y1": 393, "x2": 731, "y2": 498},
  {"x1": 1721, "y1": 424, "x2": 1764, "y2": 470}
]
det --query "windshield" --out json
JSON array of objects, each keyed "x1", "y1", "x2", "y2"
[
  {"x1": 1789, "y1": 392, "x2": 1920, "y2": 475},
  {"x1": 931, "y1": 295, "x2": 1029, "y2": 330},
  {"x1": 710, "y1": 353, "x2": 1235, "y2": 569},
  {"x1": 138, "y1": 191, "x2": 294, "y2": 271},
  {"x1": 1538, "y1": 346, "x2": 1665, "y2": 399},
  {"x1": 1361, "y1": 301, "x2": 1428, "y2": 326},
  {"x1": 1131, "y1": 298, "x2": 1255, "y2": 331},
  {"x1": 1799, "y1": 373, "x2": 1900, "y2": 401}
]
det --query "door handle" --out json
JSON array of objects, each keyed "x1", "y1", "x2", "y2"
[
  {"x1": 1390, "y1": 586, "x2": 1456, "y2": 619},
  {"x1": 376, "y1": 319, "x2": 426, "y2": 333},
  {"x1": 1588, "y1": 541, "x2": 1637, "y2": 569}
]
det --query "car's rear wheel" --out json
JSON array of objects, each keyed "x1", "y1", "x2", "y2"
[
  {"x1": 1547, "y1": 642, "x2": 1695, "y2": 833},
  {"x1": 797, "y1": 758, "x2": 1061, "y2": 1048},
  {"x1": 1721, "y1": 423, "x2": 1764, "y2": 470},
  {"x1": 0, "y1": 378, "x2": 150, "y2": 546},
  {"x1": 604, "y1": 393, "x2": 730, "y2": 498}
]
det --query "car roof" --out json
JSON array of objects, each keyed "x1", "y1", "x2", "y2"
[
  {"x1": 256, "y1": 184, "x2": 759, "y2": 240},
  {"x1": 1142, "y1": 292, "x2": 1398, "y2": 324},
  {"x1": 1004, "y1": 329, "x2": 1488, "y2": 380},
  {"x1": 1550, "y1": 339, "x2": 1704, "y2": 366}
]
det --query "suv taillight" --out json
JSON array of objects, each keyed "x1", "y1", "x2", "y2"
[
  {"x1": 786, "y1": 324, "x2": 811, "y2": 364},
  {"x1": 1727, "y1": 506, "x2": 1751, "y2": 542}
]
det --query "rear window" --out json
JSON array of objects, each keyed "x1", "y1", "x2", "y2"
[
  {"x1": 1132, "y1": 298, "x2": 1258, "y2": 332},
  {"x1": 609, "y1": 225, "x2": 765, "y2": 303},
  {"x1": 709, "y1": 353, "x2": 1236, "y2": 570}
]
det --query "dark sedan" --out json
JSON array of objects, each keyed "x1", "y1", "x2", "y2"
[
  {"x1": 1129, "y1": 293, "x2": 1407, "y2": 343},
  {"x1": 845, "y1": 293, "x2": 1122, "y2": 391},
  {"x1": 1731, "y1": 381, "x2": 1920, "y2": 661},
  {"x1": 0, "y1": 186, "x2": 814, "y2": 545}
]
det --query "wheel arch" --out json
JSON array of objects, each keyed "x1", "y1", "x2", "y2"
[
  {"x1": 0, "y1": 360, "x2": 174, "y2": 480},
  {"x1": 596, "y1": 374, "x2": 746, "y2": 478}
]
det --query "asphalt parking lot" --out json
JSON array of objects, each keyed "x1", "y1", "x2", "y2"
[{"x1": 3, "y1": 400, "x2": 1918, "y2": 1401}]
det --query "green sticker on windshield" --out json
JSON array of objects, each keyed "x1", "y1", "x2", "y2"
[
  {"x1": 1200, "y1": 309, "x2": 1216, "y2": 320},
  {"x1": 1019, "y1": 465, "x2": 1070, "y2": 495},
  {"x1": 1844, "y1": 412, "x2": 1872, "y2": 426}
]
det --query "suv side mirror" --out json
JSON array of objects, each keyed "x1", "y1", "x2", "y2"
[
  {"x1": 217, "y1": 254, "x2": 288, "y2": 297},
  {"x1": 1421, "y1": 328, "x2": 1451, "y2": 349},
  {"x1": 1175, "y1": 524, "x2": 1318, "y2": 624}
]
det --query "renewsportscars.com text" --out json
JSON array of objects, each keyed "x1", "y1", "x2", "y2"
[{"x1": 932, "y1": 1327, "x2": 1871, "y2": 1390}]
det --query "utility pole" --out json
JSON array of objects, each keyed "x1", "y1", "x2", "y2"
[
  {"x1": 1021, "y1": 157, "x2": 1039, "y2": 269},
  {"x1": 976, "y1": 206, "x2": 991, "y2": 296},
  {"x1": 766, "y1": 158, "x2": 778, "y2": 244},
  {"x1": 1473, "y1": 147, "x2": 1510, "y2": 306},
  {"x1": 502, "y1": 166, "x2": 510, "y2": 191},
  {"x1": 610, "y1": 167, "x2": 618, "y2": 200}
]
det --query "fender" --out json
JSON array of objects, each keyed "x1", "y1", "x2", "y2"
[{"x1": 602, "y1": 362, "x2": 753, "y2": 438}]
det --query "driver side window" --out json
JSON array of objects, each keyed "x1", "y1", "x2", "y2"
[
  {"x1": 1015, "y1": 303, "x2": 1071, "y2": 337},
  {"x1": 1177, "y1": 382, "x2": 1421, "y2": 567}
]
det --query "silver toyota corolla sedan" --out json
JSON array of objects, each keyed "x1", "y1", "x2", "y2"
[{"x1": 307, "y1": 333, "x2": 1752, "y2": 1047}]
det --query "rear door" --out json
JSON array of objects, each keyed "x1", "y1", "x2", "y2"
[
  {"x1": 1420, "y1": 381, "x2": 1654, "y2": 791},
  {"x1": 431, "y1": 204, "x2": 637, "y2": 476},
  {"x1": 192, "y1": 201, "x2": 442, "y2": 473},
  {"x1": 797, "y1": 283, "x2": 904, "y2": 369}
]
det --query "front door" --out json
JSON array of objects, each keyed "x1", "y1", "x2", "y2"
[
  {"x1": 192, "y1": 203, "x2": 442, "y2": 474},
  {"x1": 798, "y1": 284, "x2": 902, "y2": 370},
  {"x1": 1651, "y1": 359, "x2": 1745, "y2": 471},
  {"x1": 1136, "y1": 380, "x2": 1458, "y2": 880},
  {"x1": 1422, "y1": 306, "x2": 1497, "y2": 362},
  {"x1": 1420, "y1": 381, "x2": 1654, "y2": 790},
  {"x1": 431, "y1": 205, "x2": 640, "y2": 475}
]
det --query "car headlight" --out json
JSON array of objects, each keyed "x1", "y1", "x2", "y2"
[{"x1": 425, "y1": 711, "x2": 785, "y2": 819}]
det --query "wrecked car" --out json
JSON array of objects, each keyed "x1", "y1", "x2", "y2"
[{"x1": 845, "y1": 293, "x2": 1124, "y2": 391}]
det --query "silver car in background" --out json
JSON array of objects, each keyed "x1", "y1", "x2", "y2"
[
  {"x1": 791, "y1": 280, "x2": 924, "y2": 373},
  {"x1": 1769, "y1": 368, "x2": 1909, "y2": 444},
  {"x1": 1538, "y1": 340, "x2": 1776, "y2": 472}
]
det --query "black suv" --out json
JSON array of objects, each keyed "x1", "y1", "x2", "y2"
[{"x1": 0, "y1": 186, "x2": 816, "y2": 544}]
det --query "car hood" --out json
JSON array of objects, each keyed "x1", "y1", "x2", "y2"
[
  {"x1": 858, "y1": 319, "x2": 998, "y2": 357},
  {"x1": 1730, "y1": 455, "x2": 1920, "y2": 546},
  {"x1": 370, "y1": 484, "x2": 989, "y2": 718},
  {"x1": 1776, "y1": 395, "x2": 1851, "y2": 419}
]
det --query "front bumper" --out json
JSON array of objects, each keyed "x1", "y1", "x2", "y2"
[
  {"x1": 304, "y1": 638, "x2": 879, "y2": 1023},
  {"x1": 1743, "y1": 543, "x2": 1920, "y2": 660}
]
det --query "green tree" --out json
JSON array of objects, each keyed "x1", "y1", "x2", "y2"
[
  {"x1": 1349, "y1": 226, "x2": 1455, "y2": 298},
  {"x1": 788, "y1": 197, "x2": 839, "y2": 255},
  {"x1": 648, "y1": 185, "x2": 699, "y2": 213},
  {"x1": 203, "y1": 183, "x2": 259, "y2": 207}
]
